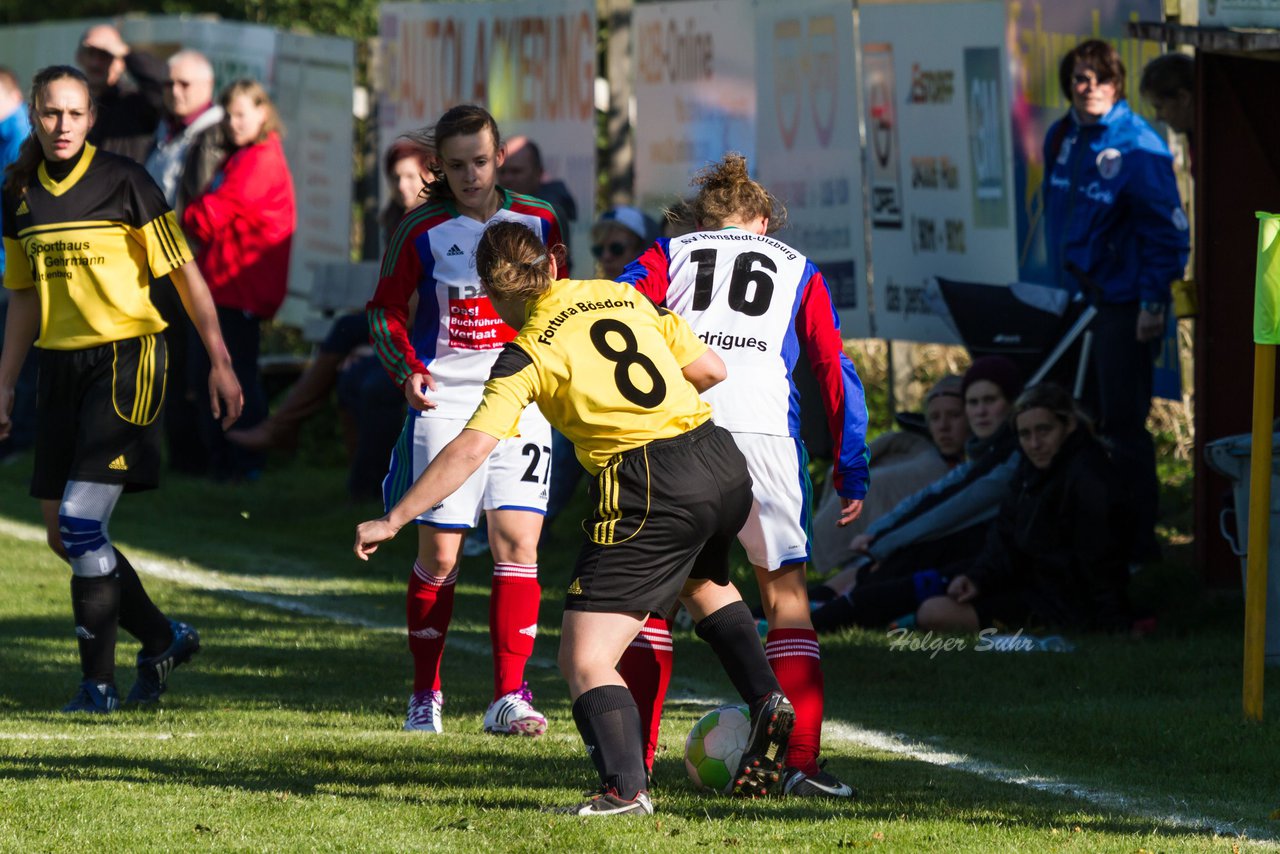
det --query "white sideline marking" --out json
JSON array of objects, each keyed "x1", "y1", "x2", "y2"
[{"x1": 1, "y1": 518, "x2": 1272, "y2": 842}]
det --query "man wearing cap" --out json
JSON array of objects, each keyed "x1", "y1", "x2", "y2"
[{"x1": 592, "y1": 206, "x2": 658, "y2": 280}]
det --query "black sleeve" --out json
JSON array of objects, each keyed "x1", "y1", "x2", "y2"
[
  {"x1": 124, "y1": 50, "x2": 168, "y2": 115},
  {"x1": 121, "y1": 159, "x2": 177, "y2": 229},
  {"x1": 964, "y1": 482, "x2": 1021, "y2": 593}
]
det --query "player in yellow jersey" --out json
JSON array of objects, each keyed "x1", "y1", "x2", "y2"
[
  {"x1": 0, "y1": 66, "x2": 242, "y2": 713},
  {"x1": 355, "y1": 221, "x2": 795, "y2": 816}
]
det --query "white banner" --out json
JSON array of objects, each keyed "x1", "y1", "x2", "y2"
[
  {"x1": 860, "y1": 0, "x2": 1016, "y2": 344},
  {"x1": 379, "y1": 0, "x2": 596, "y2": 273},
  {"x1": 272, "y1": 32, "x2": 357, "y2": 326},
  {"x1": 754, "y1": 0, "x2": 868, "y2": 338},
  {"x1": 632, "y1": 0, "x2": 757, "y2": 214}
]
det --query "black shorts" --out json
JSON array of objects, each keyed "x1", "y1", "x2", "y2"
[
  {"x1": 31, "y1": 335, "x2": 167, "y2": 500},
  {"x1": 565, "y1": 421, "x2": 753, "y2": 615}
]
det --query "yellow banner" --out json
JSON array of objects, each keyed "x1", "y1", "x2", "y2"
[{"x1": 1255, "y1": 212, "x2": 1280, "y2": 345}]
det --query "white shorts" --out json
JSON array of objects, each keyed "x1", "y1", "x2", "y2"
[
  {"x1": 383, "y1": 407, "x2": 552, "y2": 528},
  {"x1": 732, "y1": 432, "x2": 814, "y2": 571}
]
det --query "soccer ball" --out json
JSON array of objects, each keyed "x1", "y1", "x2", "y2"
[{"x1": 684, "y1": 704, "x2": 751, "y2": 794}]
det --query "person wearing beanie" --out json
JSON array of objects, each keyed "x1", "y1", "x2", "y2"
[{"x1": 809, "y1": 358, "x2": 1027, "y2": 627}]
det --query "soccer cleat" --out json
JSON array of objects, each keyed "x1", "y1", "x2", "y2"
[
  {"x1": 733, "y1": 690, "x2": 795, "y2": 798},
  {"x1": 404, "y1": 689, "x2": 444, "y2": 732},
  {"x1": 553, "y1": 789, "x2": 653, "y2": 816},
  {"x1": 482, "y1": 683, "x2": 547, "y2": 736},
  {"x1": 782, "y1": 764, "x2": 858, "y2": 799},
  {"x1": 62, "y1": 680, "x2": 120, "y2": 714},
  {"x1": 125, "y1": 620, "x2": 201, "y2": 705}
]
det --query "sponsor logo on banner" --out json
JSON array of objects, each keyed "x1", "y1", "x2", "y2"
[
  {"x1": 808, "y1": 14, "x2": 838, "y2": 146},
  {"x1": 772, "y1": 19, "x2": 802, "y2": 149}
]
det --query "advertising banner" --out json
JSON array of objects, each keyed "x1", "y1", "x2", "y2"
[
  {"x1": 272, "y1": 33, "x2": 357, "y2": 326},
  {"x1": 379, "y1": 0, "x2": 596, "y2": 273},
  {"x1": 632, "y1": 0, "x2": 757, "y2": 214},
  {"x1": 860, "y1": 0, "x2": 1016, "y2": 344},
  {"x1": 754, "y1": 0, "x2": 868, "y2": 337}
]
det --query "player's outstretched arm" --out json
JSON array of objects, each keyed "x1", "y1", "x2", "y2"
[
  {"x1": 170, "y1": 261, "x2": 244, "y2": 429},
  {"x1": 0, "y1": 288, "x2": 39, "y2": 442},
  {"x1": 354, "y1": 428, "x2": 499, "y2": 560}
]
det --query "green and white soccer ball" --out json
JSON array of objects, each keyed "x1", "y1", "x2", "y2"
[{"x1": 684, "y1": 704, "x2": 751, "y2": 794}]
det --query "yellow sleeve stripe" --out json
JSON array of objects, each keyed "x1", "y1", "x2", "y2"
[{"x1": 146, "y1": 212, "x2": 191, "y2": 271}]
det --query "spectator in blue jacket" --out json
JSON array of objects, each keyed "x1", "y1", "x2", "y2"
[
  {"x1": 0, "y1": 66, "x2": 35, "y2": 458},
  {"x1": 1042, "y1": 39, "x2": 1189, "y2": 563}
]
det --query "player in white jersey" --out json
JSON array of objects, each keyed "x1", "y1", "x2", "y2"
[
  {"x1": 367, "y1": 105, "x2": 562, "y2": 737},
  {"x1": 619, "y1": 153, "x2": 870, "y2": 798}
]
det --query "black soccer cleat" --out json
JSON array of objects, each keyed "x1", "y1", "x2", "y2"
[
  {"x1": 125, "y1": 620, "x2": 200, "y2": 705},
  {"x1": 733, "y1": 690, "x2": 795, "y2": 798}
]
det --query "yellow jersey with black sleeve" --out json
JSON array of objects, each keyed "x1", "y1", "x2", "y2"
[
  {"x1": 2, "y1": 144, "x2": 191, "y2": 350},
  {"x1": 465, "y1": 277, "x2": 712, "y2": 473}
]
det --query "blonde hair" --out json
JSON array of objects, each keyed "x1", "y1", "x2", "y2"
[
  {"x1": 691, "y1": 152, "x2": 787, "y2": 232},
  {"x1": 475, "y1": 221, "x2": 552, "y2": 302},
  {"x1": 219, "y1": 78, "x2": 283, "y2": 144}
]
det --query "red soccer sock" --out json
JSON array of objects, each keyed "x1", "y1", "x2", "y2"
[
  {"x1": 406, "y1": 562, "x2": 457, "y2": 694},
  {"x1": 766, "y1": 628, "x2": 824, "y2": 775},
  {"x1": 490, "y1": 562, "x2": 540, "y2": 699},
  {"x1": 618, "y1": 615, "x2": 673, "y2": 773}
]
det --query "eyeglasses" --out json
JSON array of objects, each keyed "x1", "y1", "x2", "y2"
[
  {"x1": 591, "y1": 241, "x2": 631, "y2": 259},
  {"x1": 1071, "y1": 71, "x2": 1113, "y2": 89}
]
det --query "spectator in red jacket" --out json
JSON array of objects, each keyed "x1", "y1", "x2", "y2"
[{"x1": 182, "y1": 79, "x2": 296, "y2": 481}]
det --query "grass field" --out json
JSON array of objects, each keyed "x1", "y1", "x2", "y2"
[{"x1": 1, "y1": 450, "x2": 1277, "y2": 852}]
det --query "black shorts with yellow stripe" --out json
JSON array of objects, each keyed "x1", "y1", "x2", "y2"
[
  {"x1": 565, "y1": 421, "x2": 753, "y2": 615},
  {"x1": 31, "y1": 334, "x2": 167, "y2": 500}
]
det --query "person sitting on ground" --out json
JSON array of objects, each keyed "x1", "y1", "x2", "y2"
[
  {"x1": 227, "y1": 132, "x2": 436, "y2": 503},
  {"x1": 809, "y1": 383, "x2": 1133, "y2": 635},
  {"x1": 915, "y1": 382, "x2": 1133, "y2": 633},
  {"x1": 809, "y1": 374, "x2": 969, "y2": 574},
  {"x1": 809, "y1": 356, "x2": 1023, "y2": 622}
]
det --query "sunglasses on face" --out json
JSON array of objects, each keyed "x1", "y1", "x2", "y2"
[
  {"x1": 591, "y1": 241, "x2": 631, "y2": 259},
  {"x1": 1072, "y1": 72, "x2": 1113, "y2": 88}
]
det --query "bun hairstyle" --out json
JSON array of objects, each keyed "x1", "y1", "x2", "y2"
[
  {"x1": 475, "y1": 221, "x2": 552, "y2": 302},
  {"x1": 4, "y1": 65, "x2": 93, "y2": 195},
  {"x1": 690, "y1": 152, "x2": 787, "y2": 233}
]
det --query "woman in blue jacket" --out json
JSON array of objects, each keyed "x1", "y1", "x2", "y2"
[{"x1": 1041, "y1": 39, "x2": 1189, "y2": 563}]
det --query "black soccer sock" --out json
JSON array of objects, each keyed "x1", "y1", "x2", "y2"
[
  {"x1": 70, "y1": 574, "x2": 121, "y2": 683},
  {"x1": 113, "y1": 549, "x2": 173, "y2": 656},
  {"x1": 571, "y1": 685, "x2": 649, "y2": 800},
  {"x1": 694, "y1": 601, "x2": 781, "y2": 706}
]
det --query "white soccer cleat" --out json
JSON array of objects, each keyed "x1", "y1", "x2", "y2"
[
  {"x1": 482, "y1": 683, "x2": 547, "y2": 737},
  {"x1": 404, "y1": 689, "x2": 444, "y2": 732}
]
